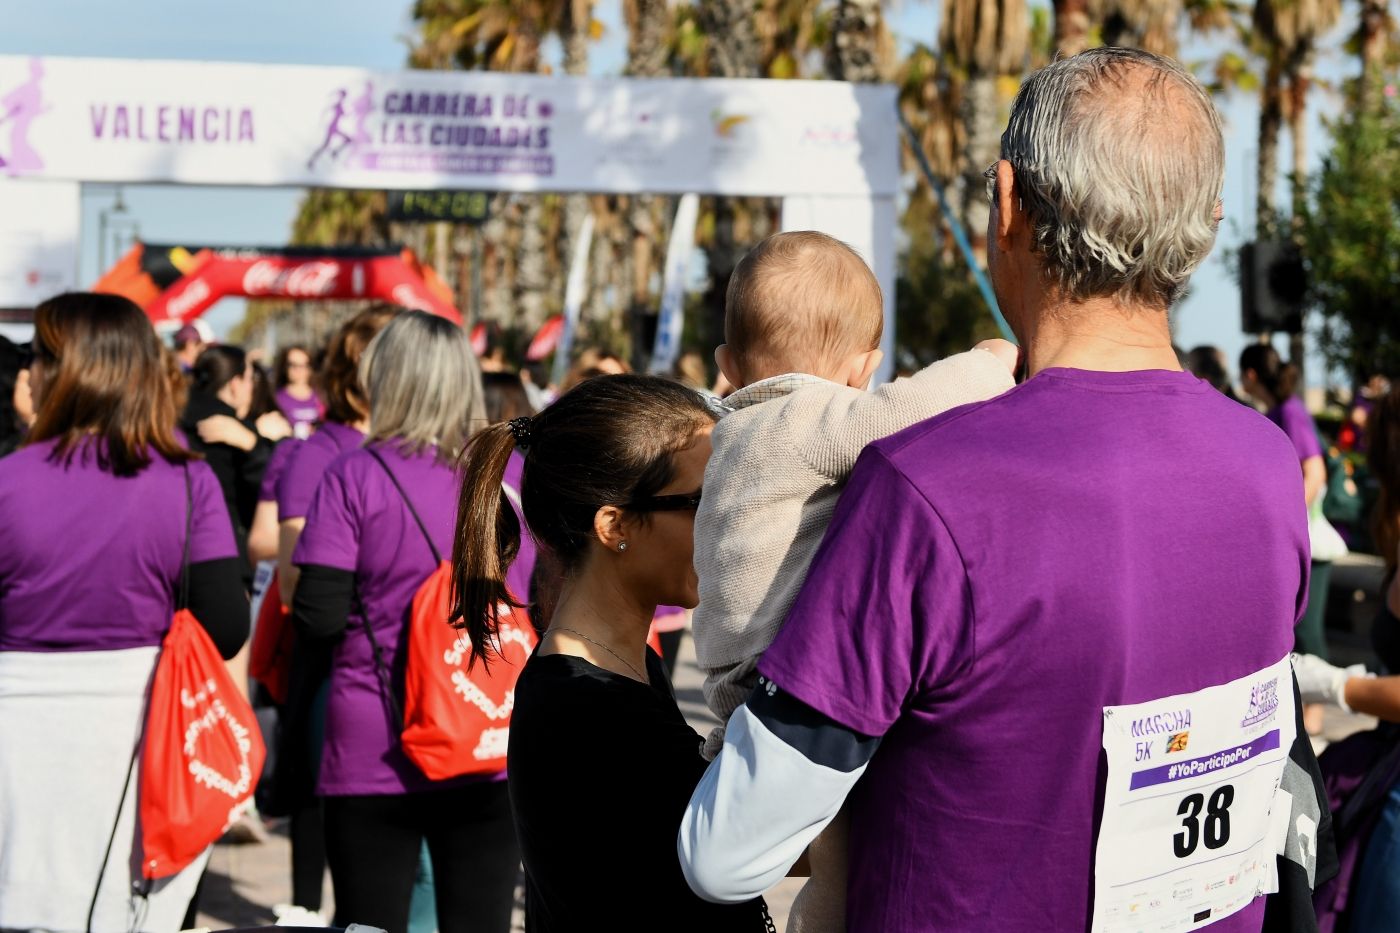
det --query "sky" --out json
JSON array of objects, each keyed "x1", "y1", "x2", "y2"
[{"x1": 0, "y1": 0, "x2": 1359, "y2": 384}]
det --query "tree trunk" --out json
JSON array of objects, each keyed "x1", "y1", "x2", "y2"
[
  {"x1": 697, "y1": 0, "x2": 763, "y2": 78},
  {"x1": 1053, "y1": 0, "x2": 1092, "y2": 57},
  {"x1": 961, "y1": 74, "x2": 1000, "y2": 261},
  {"x1": 1257, "y1": 51, "x2": 1283, "y2": 237},
  {"x1": 1359, "y1": 0, "x2": 1388, "y2": 110},
  {"x1": 1286, "y1": 44, "x2": 1313, "y2": 224},
  {"x1": 826, "y1": 0, "x2": 884, "y2": 82},
  {"x1": 697, "y1": 0, "x2": 766, "y2": 361}
]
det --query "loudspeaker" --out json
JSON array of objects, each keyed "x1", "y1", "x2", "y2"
[{"x1": 1240, "y1": 240, "x2": 1306, "y2": 334}]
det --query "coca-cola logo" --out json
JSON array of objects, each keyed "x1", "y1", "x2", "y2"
[
  {"x1": 242, "y1": 260, "x2": 341, "y2": 297},
  {"x1": 167, "y1": 277, "x2": 212, "y2": 318}
]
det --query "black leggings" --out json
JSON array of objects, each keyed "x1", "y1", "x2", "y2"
[{"x1": 324, "y1": 781, "x2": 519, "y2": 933}]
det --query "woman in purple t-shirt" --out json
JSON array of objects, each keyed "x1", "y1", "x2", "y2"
[
  {"x1": 270, "y1": 305, "x2": 399, "y2": 925},
  {"x1": 274, "y1": 344, "x2": 326, "y2": 440},
  {"x1": 292, "y1": 312, "x2": 517, "y2": 933},
  {"x1": 1241, "y1": 344, "x2": 1333, "y2": 660},
  {"x1": 0, "y1": 294, "x2": 247, "y2": 933},
  {"x1": 453, "y1": 376, "x2": 768, "y2": 932}
]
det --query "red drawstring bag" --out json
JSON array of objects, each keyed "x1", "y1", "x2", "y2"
[
  {"x1": 364, "y1": 450, "x2": 536, "y2": 779},
  {"x1": 138, "y1": 469, "x2": 266, "y2": 879},
  {"x1": 249, "y1": 572, "x2": 294, "y2": 704}
]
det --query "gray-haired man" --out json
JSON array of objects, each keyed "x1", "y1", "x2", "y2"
[{"x1": 679, "y1": 48, "x2": 1334, "y2": 932}]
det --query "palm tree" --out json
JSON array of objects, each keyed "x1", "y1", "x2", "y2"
[
  {"x1": 826, "y1": 0, "x2": 890, "y2": 82},
  {"x1": 1356, "y1": 0, "x2": 1392, "y2": 109},
  {"x1": 1252, "y1": 0, "x2": 1341, "y2": 228},
  {"x1": 1100, "y1": 0, "x2": 1183, "y2": 56},
  {"x1": 939, "y1": 0, "x2": 1031, "y2": 254},
  {"x1": 1053, "y1": 0, "x2": 1094, "y2": 57}
]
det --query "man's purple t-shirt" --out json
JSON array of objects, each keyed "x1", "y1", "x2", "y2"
[
  {"x1": 503, "y1": 448, "x2": 538, "y2": 605},
  {"x1": 759, "y1": 369, "x2": 1309, "y2": 933},
  {"x1": 1268, "y1": 396, "x2": 1323, "y2": 464},
  {"x1": 0, "y1": 440, "x2": 237, "y2": 652},
  {"x1": 294, "y1": 441, "x2": 494, "y2": 795},
  {"x1": 276, "y1": 421, "x2": 363, "y2": 520},
  {"x1": 259, "y1": 439, "x2": 302, "y2": 503}
]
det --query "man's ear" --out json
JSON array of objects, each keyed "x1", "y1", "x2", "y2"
[
  {"x1": 715, "y1": 345, "x2": 745, "y2": 391},
  {"x1": 995, "y1": 159, "x2": 1021, "y2": 252},
  {"x1": 592, "y1": 504, "x2": 630, "y2": 553},
  {"x1": 846, "y1": 349, "x2": 883, "y2": 389}
]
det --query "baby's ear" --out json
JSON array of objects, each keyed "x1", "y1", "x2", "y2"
[
  {"x1": 846, "y1": 349, "x2": 883, "y2": 390},
  {"x1": 715, "y1": 345, "x2": 745, "y2": 391}
]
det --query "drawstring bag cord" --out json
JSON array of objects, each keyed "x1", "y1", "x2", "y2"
[{"x1": 85, "y1": 468, "x2": 189, "y2": 931}]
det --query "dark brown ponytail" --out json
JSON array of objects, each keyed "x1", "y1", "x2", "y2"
[{"x1": 451, "y1": 421, "x2": 522, "y2": 669}]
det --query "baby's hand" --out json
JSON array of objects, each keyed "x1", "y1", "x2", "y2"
[{"x1": 972, "y1": 338, "x2": 1020, "y2": 375}]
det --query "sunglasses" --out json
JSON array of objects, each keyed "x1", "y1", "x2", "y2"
[{"x1": 624, "y1": 488, "x2": 703, "y2": 513}]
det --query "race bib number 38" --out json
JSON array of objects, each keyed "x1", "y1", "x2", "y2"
[{"x1": 1091, "y1": 655, "x2": 1296, "y2": 932}]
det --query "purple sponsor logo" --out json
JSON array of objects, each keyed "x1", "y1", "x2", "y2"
[
  {"x1": 1241, "y1": 677, "x2": 1280, "y2": 728},
  {"x1": 1129, "y1": 729, "x2": 1281, "y2": 790},
  {"x1": 0, "y1": 57, "x2": 46, "y2": 176},
  {"x1": 313, "y1": 85, "x2": 554, "y2": 177}
]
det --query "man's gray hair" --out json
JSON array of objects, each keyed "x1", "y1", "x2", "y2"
[
  {"x1": 360, "y1": 310, "x2": 485, "y2": 459},
  {"x1": 1002, "y1": 47, "x2": 1224, "y2": 307}
]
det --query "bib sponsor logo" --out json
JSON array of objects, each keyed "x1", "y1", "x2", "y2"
[{"x1": 1241, "y1": 676, "x2": 1280, "y2": 728}]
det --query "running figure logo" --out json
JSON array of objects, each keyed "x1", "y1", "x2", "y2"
[
  {"x1": 307, "y1": 82, "x2": 374, "y2": 170},
  {"x1": 0, "y1": 58, "x2": 47, "y2": 176}
]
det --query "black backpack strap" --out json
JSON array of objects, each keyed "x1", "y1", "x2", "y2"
[{"x1": 366, "y1": 446, "x2": 443, "y2": 564}]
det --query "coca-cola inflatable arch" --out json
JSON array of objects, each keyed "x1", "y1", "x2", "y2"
[{"x1": 94, "y1": 243, "x2": 460, "y2": 325}]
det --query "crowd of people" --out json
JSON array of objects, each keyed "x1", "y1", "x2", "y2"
[{"x1": 3, "y1": 46, "x2": 1400, "y2": 933}]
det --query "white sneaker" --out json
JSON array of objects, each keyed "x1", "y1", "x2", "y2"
[{"x1": 273, "y1": 904, "x2": 330, "y2": 927}]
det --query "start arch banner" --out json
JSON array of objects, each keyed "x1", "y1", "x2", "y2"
[{"x1": 0, "y1": 55, "x2": 898, "y2": 198}]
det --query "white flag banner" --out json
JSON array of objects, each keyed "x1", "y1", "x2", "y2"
[
  {"x1": 552, "y1": 210, "x2": 595, "y2": 387},
  {"x1": 0, "y1": 178, "x2": 79, "y2": 308},
  {"x1": 0, "y1": 56, "x2": 898, "y2": 198},
  {"x1": 649, "y1": 194, "x2": 700, "y2": 375}
]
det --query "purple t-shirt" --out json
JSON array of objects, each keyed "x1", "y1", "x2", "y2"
[
  {"x1": 1268, "y1": 395, "x2": 1323, "y2": 464},
  {"x1": 276, "y1": 420, "x2": 364, "y2": 520},
  {"x1": 276, "y1": 387, "x2": 325, "y2": 437},
  {"x1": 258, "y1": 439, "x2": 302, "y2": 503},
  {"x1": 759, "y1": 369, "x2": 1309, "y2": 933},
  {"x1": 294, "y1": 441, "x2": 492, "y2": 795},
  {"x1": 0, "y1": 440, "x2": 237, "y2": 652},
  {"x1": 503, "y1": 448, "x2": 538, "y2": 605}
]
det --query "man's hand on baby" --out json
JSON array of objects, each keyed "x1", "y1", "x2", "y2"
[{"x1": 972, "y1": 339, "x2": 1020, "y2": 376}]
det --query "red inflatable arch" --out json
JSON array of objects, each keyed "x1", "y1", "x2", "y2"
[{"x1": 95, "y1": 243, "x2": 461, "y2": 325}]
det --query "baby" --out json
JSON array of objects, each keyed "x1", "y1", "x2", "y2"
[{"x1": 691, "y1": 230, "x2": 1017, "y2": 932}]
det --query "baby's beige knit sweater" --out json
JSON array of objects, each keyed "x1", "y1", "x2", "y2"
[{"x1": 693, "y1": 349, "x2": 1015, "y2": 755}]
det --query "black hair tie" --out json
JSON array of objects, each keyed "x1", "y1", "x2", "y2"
[{"x1": 508, "y1": 416, "x2": 534, "y2": 449}]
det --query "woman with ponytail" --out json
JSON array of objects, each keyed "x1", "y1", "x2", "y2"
[
  {"x1": 1241, "y1": 343, "x2": 1337, "y2": 662},
  {"x1": 451, "y1": 374, "x2": 769, "y2": 931}
]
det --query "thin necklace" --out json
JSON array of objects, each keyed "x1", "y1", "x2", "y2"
[{"x1": 549, "y1": 626, "x2": 647, "y2": 683}]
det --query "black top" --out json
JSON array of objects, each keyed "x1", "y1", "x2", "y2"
[
  {"x1": 508, "y1": 648, "x2": 769, "y2": 932},
  {"x1": 180, "y1": 390, "x2": 271, "y2": 582}
]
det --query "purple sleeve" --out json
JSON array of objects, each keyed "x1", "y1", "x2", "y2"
[
  {"x1": 277, "y1": 443, "x2": 329, "y2": 520},
  {"x1": 292, "y1": 459, "x2": 361, "y2": 573},
  {"x1": 1280, "y1": 399, "x2": 1323, "y2": 462},
  {"x1": 188, "y1": 462, "x2": 239, "y2": 564},
  {"x1": 757, "y1": 449, "x2": 975, "y2": 737},
  {"x1": 259, "y1": 440, "x2": 301, "y2": 503}
]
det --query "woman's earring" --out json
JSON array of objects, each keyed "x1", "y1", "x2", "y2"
[{"x1": 618, "y1": 542, "x2": 629, "y2": 552}]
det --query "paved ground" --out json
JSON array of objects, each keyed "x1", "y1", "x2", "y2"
[{"x1": 196, "y1": 632, "x2": 802, "y2": 931}]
